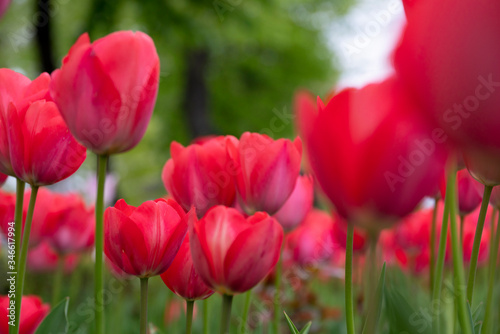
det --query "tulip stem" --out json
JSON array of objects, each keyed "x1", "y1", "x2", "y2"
[
  {"x1": 14, "y1": 186, "x2": 38, "y2": 334},
  {"x1": 95, "y1": 154, "x2": 108, "y2": 334},
  {"x1": 203, "y1": 299, "x2": 209, "y2": 334},
  {"x1": 432, "y1": 188, "x2": 450, "y2": 332},
  {"x1": 466, "y1": 184, "x2": 493, "y2": 305},
  {"x1": 52, "y1": 255, "x2": 65, "y2": 305},
  {"x1": 140, "y1": 277, "x2": 149, "y2": 334},
  {"x1": 10, "y1": 179, "x2": 25, "y2": 334},
  {"x1": 483, "y1": 209, "x2": 500, "y2": 333},
  {"x1": 345, "y1": 224, "x2": 355, "y2": 334},
  {"x1": 186, "y1": 300, "x2": 194, "y2": 334},
  {"x1": 240, "y1": 290, "x2": 252, "y2": 334},
  {"x1": 220, "y1": 294, "x2": 233, "y2": 334},
  {"x1": 429, "y1": 197, "x2": 439, "y2": 294},
  {"x1": 273, "y1": 248, "x2": 282, "y2": 334},
  {"x1": 363, "y1": 231, "x2": 380, "y2": 334},
  {"x1": 446, "y1": 161, "x2": 473, "y2": 334}
]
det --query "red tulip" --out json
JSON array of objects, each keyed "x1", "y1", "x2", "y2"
[
  {"x1": 286, "y1": 209, "x2": 336, "y2": 268},
  {"x1": 296, "y1": 77, "x2": 447, "y2": 231},
  {"x1": 162, "y1": 136, "x2": 238, "y2": 217},
  {"x1": 394, "y1": 0, "x2": 500, "y2": 153},
  {"x1": 161, "y1": 233, "x2": 214, "y2": 301},
  {"x1": 0, "y1": 172, "x2": 7, "y2": 187},
  {"x1": 190, "y1": 205, "x2": 283, "y2": 294},
  {"x1": 0, "y1": 190, "x2": 15, "y2": 233},
  {"x1": 0, "y1": 295, "x2": 49, "y2": 334},
  {"x1": 227, "y1": 132, "x2": 302, "y2": 215},
  {"x1": 273, "y1": 175, "x2": 314, "y2": 232},
  {"x1": 42, "y1": 192, "x2": 95, "y2": 254},
  {"x1": 440, "y1": 169, "x2": 482, "y2": 216},
  {"x1": 50, "y1": 31, "x2": 160, "y2": 155},
  {"x1": 27, "y1": 242, "x2": 79, "y2": 274},
  {"x1": 104, "y1": 198, "x2": 188, "y2": 277},
  {"x1": 0, "y1": 0, "x2": 10, "y2": 18},
  {"x1": 332, "y1": 215, "x2": 367, "y2": 253}
]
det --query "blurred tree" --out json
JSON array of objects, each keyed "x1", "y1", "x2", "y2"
[{"x1": 0, "y1": 0, "x2": 353, "y2": 204}]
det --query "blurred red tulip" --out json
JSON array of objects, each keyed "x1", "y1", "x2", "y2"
[
  {"x1": 286, "y1": 209, "x2": 336, "y2": 268},
  {"x1": 162, "y1": 136, "x2": 238, "y2": 217},
  {"x1": 273, "y1": 174, "x2": 314, "y2": 232},
  {"x1": 0, "y1": 0, "x2": 10, "y2": 18},
  {"x1": 440, "y1": 169, "x2": 482, "y2": 216},
  {"x1": 395, "y1": 0, "x2": 500, "y2": 158},
  {"x1": 227, "y1": 132, "x2": 302, "y2": 215},
  {"x1": 0, "y1": 295, "x2": 49, "y2": 334},
  {"x1": 190, "y1": 205, "x2": 283, "y2": 294},
  {"x1": 27, "y1": 241, "x2": 79, "y2": 274},
  {"x1": 161, "y1": 233, "x2": 214, "y2": 301},
  {"x1": 0, "y1": 172, "x2": 7, "y2": 187},
  {"x1": 0, "y1": 190, "x2": 15, "y2": 232},
  {"x1": 0, "y1": 69, "x2": 85, "y2": 185},
  {"x1": 296, "y1": 77, "x2": 447, "y2": 231},
  {"x1": 42, "y1": 192, "x2": 95, "y2": 254},
  {"x1": 104, "y1": 198, "x2": 188, "y2": 277},
  {"x1": 50, "y1": 31, "x2": 160, "y2": 155},
  {"x1": 332, "y1": 215, "x2": 367, "y2": 253}
]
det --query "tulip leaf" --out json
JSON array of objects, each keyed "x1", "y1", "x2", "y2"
[
  {"x1": 283, "y1": 312, "x2": 300, "y2": 334},
  {"x1": 466, "y1": 301, "x2": 481, "y2": 334},
  {"x1": 362, "y1": 262, "x2": 386, "y2": 334},
  {"x1": 35, "y1": 297, "x2": 69, "y2": 334},
  {"x1": 298, "y1": 321, "x2": 312, "y2": 334}
]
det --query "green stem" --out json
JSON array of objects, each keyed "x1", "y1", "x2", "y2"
[
  {"x1": 140, "y1": 277, "x2": 149, "y2": 334},
  {"x1": 447, "y1": 162, "x2": 473, "y2": 334},
  {"x1": 220, "y1": 294, "x2": 233, "y2": 334},
  {"x1": 466, "y1": 184, "x2": 493, "y2": 304},
  {"x1": 52, "y1": 255, "x2": 65, "y2": 305},
  {"x1": 203, "y1": 299, "x2": 209, "y2": 334},
  {"x1": 10, "y1": 179, "x2": 25, "y2": 334},
  {"x1": 345, "y1": 225, "x2": 355, "y2": 334},
  {"x1": 431, "y1": 192, "x2": 450, "y2": 332},
  {"x1": 483, "y1": 209, "x2": 500, "y2": 333},
  {"x1": 14, "y1": 186, "x2": 38, "y2": 334},
  {"x1": 186, "y1": 300, "x2": 194, "y2": 334},
  {"x1": 273, "y1": 248, "x2": 282, "y2": 334},
  {"x1": 95, "y1": 154, "x2": 108, "y2": 334},
  {"x1": 363, "y1": 231, "x2": 380, "y2": 334},
  {"x1": 430, "y1": 197, "x2": 439, "y2": 294},
  {"x1": 240, "y1": 290, "x2": 252, "y2": 334}
]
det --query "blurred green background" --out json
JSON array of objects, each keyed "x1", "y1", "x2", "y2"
[{"x1": 0, "y1": 0, "x2": 353, "y2": 205}]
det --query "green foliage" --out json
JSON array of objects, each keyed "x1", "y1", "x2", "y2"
[
  {"x1": 284, "y1": 311, "x2": 312, "y2": 334},
  {"x1": 35, "y1": 297, "x2": 70, "y2": 334}
]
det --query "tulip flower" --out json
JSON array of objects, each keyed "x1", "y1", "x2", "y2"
[
  {"x1": 191, "y1": 205, "x2": 283, "y2": 294},
  {"x1": 332, "y1": 215, "x2": 366, "y2": 253},
  {"x1": 50, "y1": 31, "x2": 160, "y2": 155},
  {"x1": 227, "y1": 132, "x2": 302, "y2": 215},
  {"x1": 440, "y1": 169, "x2": 482, "y2": 216},
  {"x1": 273, "y1": 175, "x2": 314, "y2": 232},
  {"x1": 105, "y1": 198, "x2": 189, "y2": 334},
  {"x1": 286, "y1": 209, "x2": 335, "y2": 268},
  {"x1": 161, "y1": 233, "x2": 214, "y2": 333},
  {"x1": 190, "y1": 205, "x2": 283, "y2": 333},
  {"x1": 161, "y1": 234, "x2": 214, "y2": 301},
  {"x1": 27, "y1": 242, "x2": 79, "y2": 274},
  {"x1": 162, "y1": 136, "x2": 238, "y2": 217},
  {"x1": 0, "y1": 295, "x2": 49, "y2": 334},
  {"x1": 395, "y1": 0, "x2": 500, "y2": 155},
  {"x1": 0, "y1": 0, "x2": 10, "y2": 18},
  {"x1": 104, "y1": 198, "x2": 188, "y2": 277},
  {"x1": 296, "y1": 77, "x2": 447, "y2": 231}
]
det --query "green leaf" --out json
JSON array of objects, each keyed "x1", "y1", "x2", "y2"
[
  {"x1": 35, "y1": 297, "x2": 69, "y2": 334},
  {"x1": 362, "y1": 262, "x2": 386, "y2": 334},
  {"x1": 298, "y1": 321, "x2": 312, "y2": 334},
  {"x1": 283, "y1": 312, "x2": 299, "y2": 334}
]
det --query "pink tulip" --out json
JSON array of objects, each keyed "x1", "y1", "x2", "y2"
[
  {"x1": 161, "y1": 233, "x2": 214, "y2": 301},
  {"x1": 27, "y1": 242, "x2": 79, "y2": 274},
  {"x1": 50, "y1": 31, "x2": 160, "y2": 155},
  {"x1": 0, "y1": 0, "x2": 10, "y2": 19},
  {"x1": 104, "y1": 198, "x2": 188, "y2": 277},
  {"x1": 296, "y1": 77, "x2": 447, "y2": 231},
  {"x1": 162, "y1": 136, "x2": 238, "y2": 217},
  {"x1": 227, "y1": 132, "x2": 302, "y2": 215},
  {"x1": 190, "y1": 205, "x2": 283, "y2": 294},
  {"x1": 273, "y1": 175, "x2": 314, "y2": 232},
  {"x1": 0, "y1": 295, "x2": 49, "y2": 334}
]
